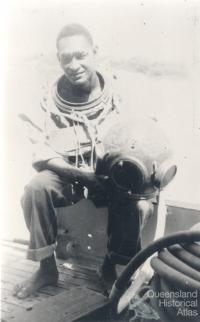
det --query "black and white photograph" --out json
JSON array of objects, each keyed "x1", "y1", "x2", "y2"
[{"x1": 1, "y1": 0, "x2": 200, "y2": 321}]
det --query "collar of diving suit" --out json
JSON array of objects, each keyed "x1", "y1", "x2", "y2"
[{"x1": 52, "y1": 71, "x2": 112, "y2": 120}]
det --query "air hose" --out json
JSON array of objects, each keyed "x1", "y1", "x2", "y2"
[
  {"x1": 157, "y1": 248, "x2": 200, "y2": 282},
  {"x1": 167, "y1": 244, "x2": 200, "y2": 270},
  {"x1": 150, "y1": 243, "x2": 200, "y2": 291},
  {"x1": 109, "y1": 230, "x2": 200, "y2": 300},
  {"x1": 182, "y1": 242, "x2": 200, "y2": 257}
]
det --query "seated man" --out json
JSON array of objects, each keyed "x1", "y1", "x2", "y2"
[{"x1": 13, "y1": 23, "x2": 147, "y2": 299}]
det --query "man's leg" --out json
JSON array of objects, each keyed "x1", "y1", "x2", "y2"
[
  {"x1": 13, "y1": 169, "x2": 77, "y2": 298},
  {"x1": 101, "y1": 191, "x2": 154, "y2": 290}
]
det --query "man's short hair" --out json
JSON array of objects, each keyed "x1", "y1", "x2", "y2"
[{"x1": 56, "y1": 23, "x2": 93, "y2": 49}]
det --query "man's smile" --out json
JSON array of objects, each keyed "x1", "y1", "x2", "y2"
[{"x1": 70, "y1": 71, "x2": 86, "y2": 80}]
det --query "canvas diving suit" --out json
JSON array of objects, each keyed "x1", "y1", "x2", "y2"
[{"x1": 21, "y1": 70, "x2": 147, "y2": 265}]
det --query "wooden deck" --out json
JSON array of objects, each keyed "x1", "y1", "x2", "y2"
[
  {"x1": 2, "y1": 202, "x2": 199, "y2": 321},
  {"x1": 1, "y1": 240, "x2": 107, "y2": 322}
]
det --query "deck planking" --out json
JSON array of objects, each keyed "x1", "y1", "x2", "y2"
[{"x1": 1, "y1": 241, "x2": 105, "y2": 322}]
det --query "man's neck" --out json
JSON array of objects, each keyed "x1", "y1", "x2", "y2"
[
  {"x1": 62, "y1": 72, "x2": 102, "y2": 103},
  {"x1": 72, "y1": 72, "x2": 100, "y2": 95}
]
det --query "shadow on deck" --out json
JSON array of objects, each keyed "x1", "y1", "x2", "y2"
[{"x1": 1, "y1": 240, "x2": 108, "y2": 322}]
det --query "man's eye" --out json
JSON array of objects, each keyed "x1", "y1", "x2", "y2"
[
  {"x1": 61, "y1": 55, "x2": 72, "y2": 64},
  {"x1": 63, "y1": 58, "x2": 71, "y2": 64},
  {"x1": 76, "y1": 52, "x2": 87, "y2": 59}
]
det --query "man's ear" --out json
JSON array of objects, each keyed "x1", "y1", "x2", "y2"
[
  {"x1": 57, "y1": 52, "x2": 60, "y2": 62},
  {"x1": 93, "y1": 45, "x2": 99, "y2": 55}
]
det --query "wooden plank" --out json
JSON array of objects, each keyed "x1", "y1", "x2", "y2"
[
  {"x1": 1, "y1": 270, "x2": 76, "y2": 293},
  {"x1": 1, "y1": 271, "x2": 66, "y2": 316},
  {"x1": 2, "y1": 271, "x2": 34, "y2": 286},
  {"x1": 1, "y1": 263, "x2": 102, "y2": 292},
  {"x1": 11, "y1": 287, "x2": 109, "y2": 322},
  {"x1": 1, "y1": 304, "x2": 26, "y2": 322},
  {"x1": 1, "y1": 279, "x2": 65, "y2": 298},
  {"x1": 2, "y1": 285, "x2": 53, "y2": 301},
  {"x1": 1, "y1": 287, "x2": 50, "y2": 309},
  {"x1": 1, "y1": 241, "x2": 27, "y2": 255},
  {"x1": 7, "y1": 256, "x2": 98, "y2": 276},
  {"x1": 61, "y1": 252, "x2": 104, "y2": 269},
  {"x1": 1, "y1": 241, "x2": 103, "y2": 273},
  {"x1": 58, "y1": 261, "x2": 98, "y2": 276},
  {"x1": 1, "y1": 301, "x2": 12, "y2": 313},
  {"x1": 1, "y1": 262, "x2": 104, "y2": 319},
  {"x1": 1, "y1": 254, "x2": 102, "y2": 286},
  {"x1": 58, "y1": 272, "x2": 103, "y2": 292},
  {"x1": 1, "y1": 272, "x2": 80, "y2": 308},
  {"x1": 1, "y1": 269, "x2": 81, "y2": 296},
  {"x1": 2, "y1": 271, "x2": 101, "y2": 296},
  {"x1": 1, "y1": 266, "x2": 33, "y2": 280},
  {"x1": 2, "y1": 260, "x2": 98, "y2": 281},
  {"x1": 1, "y1": 266, "x2": 103, "y2": 295},
  {"x1": 1, "y1": 241, "x2": 105, "y2": 322}
]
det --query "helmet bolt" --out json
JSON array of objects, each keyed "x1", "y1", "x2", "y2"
[{"x1": 118, "y1": 161, "x2": 124, "y2": 167}]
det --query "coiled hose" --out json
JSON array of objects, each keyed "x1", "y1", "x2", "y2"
[
  {"x1": 109, "y1": 230, "x2": 200, "y2": 300},
  {"x1": 151, "y1": 245, "x2": 200, "y2": 291}
]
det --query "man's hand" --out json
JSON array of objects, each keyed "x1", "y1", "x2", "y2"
[
  {"x1": 83, "y1": 172, "x2": 108, "y2": 195},
  {"x1": 84, "y1": 172, "x2": 108, "y2": 207},
  {"x1": 46, "y1": 158, "x2": 107, "y2": 193}
]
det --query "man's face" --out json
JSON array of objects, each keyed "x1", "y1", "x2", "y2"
[{"x1": 57, "y1": 35, "x2": 96, "y2": 86}]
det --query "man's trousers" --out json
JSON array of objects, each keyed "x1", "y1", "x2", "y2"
[{"x1": 21, "y1": 169, "x2": 145, "y2": 265}]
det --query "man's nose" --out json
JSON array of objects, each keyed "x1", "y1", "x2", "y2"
[{"x1": 69, "y1": 57, "x2": 80, "y2": 72}]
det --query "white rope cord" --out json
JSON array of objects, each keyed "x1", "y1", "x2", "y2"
[
  {"x1": 72, "y1": 116, "x2": 88, "y2": 169},
  {"x1": 43, "y1": 72, "x2": 119, "y2": 169},
  {"x1": 53, "y1": 93, "x2": 114, "y2": 170}
]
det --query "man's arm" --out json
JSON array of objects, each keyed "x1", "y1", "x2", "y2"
[{"x1": 46, "y1": 158, "x2": 106, "y2": 191}]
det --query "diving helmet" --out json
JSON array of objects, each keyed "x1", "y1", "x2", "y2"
[{"x1": 95, "y1": 117, "x2": 177, "y2": 199}]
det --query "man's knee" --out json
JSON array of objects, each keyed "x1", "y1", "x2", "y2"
[
  {"x1": 21, "y1": 170, "x2": 73, "y2": 209},
  {"x1": 29, "y1": 171, "x2": 50, "y2": 192},
  {"x1": 22, "y1": 170, "x2": 55, "y2": 203}
]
